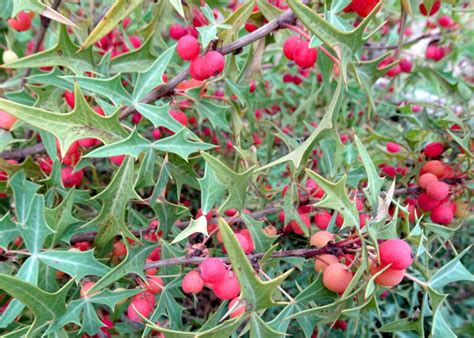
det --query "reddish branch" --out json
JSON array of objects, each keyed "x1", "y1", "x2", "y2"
[
  {"x1": 0, "y1": 143, "x2": 45, "y2": 160},
  {"x1": 119, "y1": 0, "x2": 310, "y2": 119}
]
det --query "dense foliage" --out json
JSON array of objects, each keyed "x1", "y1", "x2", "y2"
[{"x1": 0, "y1": 0, "x2": 472, "y2": 337}]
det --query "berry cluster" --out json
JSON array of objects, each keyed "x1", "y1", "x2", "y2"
[
  {"x1": 283, "y1": 36, "x2": 318, "y2": 68},
  {"x1": 7, "y1": 11, "x2": 33, "y2": 32}
]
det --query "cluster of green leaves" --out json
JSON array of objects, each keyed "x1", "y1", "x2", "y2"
[{"x1": 0, "y1": 0, "x2": 472, "y2": 337}]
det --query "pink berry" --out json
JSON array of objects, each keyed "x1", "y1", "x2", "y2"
[
  {"x1": 203, "y1": 51, "x2": 225, "y2": 77},
  {"x1": 177, "y1": 36, "x2": 201, "y2": 61},
  {"x1": 169, "y1": 24, "x2": 187, "y2": 40},
  {"x1": 293, "y1": 41, "x2": 318, "y2": 68},
  {"x1": 386, "y1": 142, "x2": 401, "y2": 153},
  {"x1": 182, "y1": 270, "x2": 204, "y2": 294},
  {"x1": 424, "y1": 142, "x2": 444, "y2": 158},
  {"x1": 61, "y1": 167, "x2": 84, "y2": 188},
  {"x1": 426, "y1": 181, "x2": 449, "y2": 201},
  {"x1": 431, "y1": 204, "x2": 454, "y2": 225},
  {"x1": 212, "y1": 270, "x2": 241, "y2": 300},
  {"x1": 199, "y1": 258, "x2": 226, "y2": 284},
  {"x1": 379, "y1": 239, "x2": 413, "y2": 270},
  {"x1": 127, "y1": 299, "x2": 152, "y2": 322},
  {"x1": 314, "y1": 211, "x2": 332, "y2": 230},
  {"x1": 283, "y1": 36, "x2": 300, "y2": 61},
  {"x1": 190, "y1": 56, "x2": 208, "y2": 81}
]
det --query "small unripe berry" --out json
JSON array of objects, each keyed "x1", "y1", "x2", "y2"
[
  {"x1": 177, "y1": 36, "x2": 200, "y2": 61},
  {"x1": 293, "y1": 41, "x2": 318, "y2": 68},
  {"x1": 426, "y1": 181, "x2": 449, "y2": 201},
  {"x1": 431, "y1": 204, "x2": 454, "y2": 225},
  {"x1": 421, "y1": 160, "x2": 445, "y2": 178},
  {"x1": 310, "y1": 231, "x2": 334, "y2": 248},
  {"x1": 228, "y1": 298, "x2": 245, "y2": 318},
  {"x1": 314, "y1": 211, "x2": 332, "y2": 230},
  {"x1": 127, "y1": 299, "x2": 152, "y2": 322},
  {"x1": 0, "y1": 110, "x2": 18, "y2": 130},
  {"x1": 314, "y1": 254, "x2": 339, "y2": 272},
  {"x1": 2, "y1": 50, "x2": 18, "y2": 64},
  {"x1": 213, "y1": 270, "x2": 241, "y2": 300},
  {"x1": 370, "y1": 264, "x2": 405, "y2": 287},
  {"x1": 182, "y1": 270, "x2": 204, "y2": 294},
  {"x1": 323, "y1": 263, "x2": 353, "y2": 293},
  {"x1": 423, "y1": 142, "x2": 444, "y2": 158},
  {"x1": 418, "y1": 173, "x2": 438, "y2": 190},
  {"x1": 199, "y1": 258, "x2": 226, "y2": 284},
  {"x1": 379, "y1": 239, "x2": 413, "y2": 270}
]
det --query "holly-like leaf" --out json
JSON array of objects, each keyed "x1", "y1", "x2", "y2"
[
  {"x1": 306, "y1": 170, "x2": 359, "y2": 228},
  {"x1": 110, "y1": 36, "x2": 156, "y2": 73},
  {"x1": 241, "y1": 214, "x2": 278, "y2": 253},
  {"x1": 20, "y1": 194, "x2": 54, "y2": 254},
  {"x1": 0, "y1": 214, "x2": 19, "y2": 249},
  {"x1": 45, "y1": 189, "x2": 81, "y2": 246},
  {"x1": 0, "y1": 274, "x2": 73, "y2": 336},
  {"x1": 63, "y1": 73, "x2": 133, "y2": 106},
  {"x1": 198, "y1": 163, "x2": 226, "y2": 215},
  {"x1": 86, "y1": 128, "x2": 151, "y2": 160},
  {"x1": 132, "y1": 45, "x2": 176, "y2": 102},
  {"x1": 9, "y1": 170, "x2": 41, "y2": 223},
  {"x1": 136, "y1": 102, "x2": 187, "y2": 133},
  {"x1": 88, "y1": 242, "x2": 158, "y2": 294},
  {"x1": 171, "y1": 216, "x2": 208, "y2": 244},
  {"x1": 219, "y1": 0, "x2": 255, "y2": 43},
  {"x1": 249, "y1": 313, "x2": 286, "y2": 338},
  {"x1": 37, "y1": 250, "x2": 110, "y2": 279},
  {"x1": 429, "y1": 246, "x2": 473, "y2": 289},
  {"x1": 3, "y1": 25, "x2": 94, "y2": 74},
  {"x1": 153, "y1": 128, "x2": 215, "y2": 161},
  {"x1": 201, "y1": 152, "x2": 254, "y2": 212},
  {"x1": 81, "y1": 0, "x2": 144, "y2": 50},
  {"x1": 219, "y1": 218, "x2": 292, "y2": 311},
  {"x1": 354, "y1": 134, "x2": 385, "y2": 209},
  {"x1": 195, "y1": 100, "x2": 231, "y2": 132},
  {"x1": 83, "y1": 157, "x2": 140, "y2": 249},
  {"x1": 0, "y1": 84, "x2": 128, "y2": 157}
]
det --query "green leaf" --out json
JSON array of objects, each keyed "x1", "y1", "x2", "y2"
[
  {"x1": 110, "y1": 36, "x2": 156, "y2": 73},
  {"x1": 81, "y1": 0, "x2": 144, "y2": 50},
  {"x1": 198, "y1": 163, "x2": 226, "y2": 215},
  {"x1": 219, "y1": 218, "x2": 292, "y2": 311},
  {"x1": 169, "y1": 0, "x2": 185, "y2": 17},
  {"x1": 201, "y1": 152, "x2": 254, "y2": 212},
  {"x1": 80, "y1": 302, "x2": 105, "y2": 336},
  {"x1": 429, "y1": 246, "x2": 474, "y2": 289},
  {"x1": 3, "y1": 25, "x2": 94, "y2": 74},
  {"x1": 306, "y1": 170, "x2": 359, "y2": 228},
  {"x1": 132, "y1": 45, "x2": 176, "y2": 102},
  {"x1": 135, "y1": 149, "x2": 156, "y2": 188},
  {"x1": 88, "y1": 242, "x2": 158, "y2": 294},
  {"x1": 249, "y1": 312, "x2": 286, "y2": 338},
  {"x1": 0, "y1": 274, "x2": 73, "y2": 336},
  {"x1": 241, "y1": 214, "x2": 278, "y2": 253},
  {"x1": 171, "y1": 216, "x2": 208, "y2": 244},
  {"x1": 0, "y1": 84, "x2": 128, "y2": 157},
  {"x1": 86, "y1": 128, "x2": 151, "y2": 159},
  {"x1": 87, "y1": 288, "x2": 142, "y2": 310},
  {"x1": 20, "y1": 194, "x2": 54, "y2": 254},
  {"x1": 258, "y1": 76, "x2": 344, "y2": 171},
  {"x1": 135, "y1": 102, "x2": 186, "y2": 133},
  {"x1": 37, "y1": 250, "x2": 110, "y2": 279},
  {"x1": 219, "y1": 1, "x2": 255, "y2": 43},
  {"x1": 84, "y1": 157, "x2": 141, "y2": 249},
  {"x1": 195, "y1": 100, "x2": 230, "y2": 132},
  {"x1": 45, "y1": 189, "x2": 81, "y2": 246},
  {"x1": 0, "y1": 214, "x2": 19, "y2": 249},
  {"x1": 63, "y1": 73, "x2": 133, "y2": 106},
  {"x1": 432, "y1": 310, "x2": 456, "y2": 338},
  {"x1": 10, "y1": 170, "x2": 41, "y2": 223},
  {"x1": 354, "y1": 134, "x2": 385, "y2": 209},
  {"x1": 152, "y1": 128, "x2": 215, "y2": 161}
]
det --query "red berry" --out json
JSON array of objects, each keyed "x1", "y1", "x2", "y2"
[
  {"x1": 399, "y1": 58, "x2": 413, "y2": 73},
  {"x1": 177, "y1": 36, "x2": 201, "y2": 61},
  {"x1": 8, "y1": 11, "x2": 32, "y2": 32},
  {"x1": 110, "y1": 155, "x2": 125, "y2": 166},
  {"x1": 438, "y1": 15, "x2": 454, "y2": 28},
  {"x1": 64, "y1": 90, "x2": 75, "y2": 109},
  {"x1": 234, "y1": 233, "x2": 250, "y2": 253},
  {"x1": 379, "y1": 239, "x2": 413, "y2": 270},
  {"x1": 80, "y1": 281, "x2": 97, "y2": 298},
  {"x1": 61, "y1": 167, "x2": 84, "y2": 188},
  {"x1": 314, "y1": 211, "x2": 332, "y2": 230},
  {"x1": 127, "y1": 299, "x2": 152, "y2": 322},
  {"x1": 169, "y1": 24, "x2": 187, "y2": 40},
  {"x1": 306, "y1": 179, "x2": 325, "y2": 198},
  {"x1": 420, "y1": 160, "x2": 445, "y2": 178},
  {"x1": 190, "y1": 56, "x2": 208, "y2": 81},
  {"x1": 0, "y1": 110, "x2": 17, "y2": 130},
  {"x1": 431, "y1": 204, "x2": 454, "y2": 225},
  {"x1": 112, "y1": 241, "x2": 127, "y2": 257},
  {"x1": 290, "y1": 213, "x2": 311, "y2": 235},
  {"x1": 203, "y1": 51, "x2": 225, "y2": 77},
  {"x1": 182, "y1": 270, "x2": 204, "y2": 294},
  {"x1": 212, "y1": 270, "x2": 241, "y2": 300},
  {"x1": 370, "y1": 264, "x2": 405, "y2": 287},
  {"x1": 169, "y1": 109, "x2": 188, "y2": 126},
  {"x1": 283, "y1": 36, "x2": 300, "y2": 61},
  {"x1": 349, "y1": 0, "x2": 380, "y2": 17},
  {"x1": 293, "y1": 41, "x2": 318, "y2": 68},
  {"x1": 418, "y1": 173, "x2": 438, "y2": 190},
  {"x1": 323, "y1": 263, "x2": 353, "y2": 293},
  {"x1": 145, "y1": 276, "x2": 164, "y2": 294},
  {"x1": 386, "y1": 142, "x2": 401, "y2": 153},
  {"x1": 426, "y1": 181, "x2": 449, "y2": 201},
  {"x1": 199, "y1": 258, "x2": 226, "y2": 284},
  {"x1": 423, "y1": 142, "x2": 444, "y2": 158},
  {"x1": 228, "y1": 298, "x2": 245, "y2": 318},
  {"x1": 418, "y1": 192, "x2": 441, "y2": 211},
  {"x1": 419, "y1": 1, "x2": 441, "y2": 16},
  {"x1": 133, "y1": 290, "x2": 156, "y2": 308}
]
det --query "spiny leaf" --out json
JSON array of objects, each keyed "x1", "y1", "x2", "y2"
[
  {"x1": 354, "y1": 134, "x2": 385, "y2": 209},
  {"x1": 37, "y1": 250, "x2": 111, "y2": 279},
  {"x1": 198, "y1": 163, "x2": 226, "y2": 215},
  {"x1": 201, "y1": 152, "x2": 254, "y2": 212},
  {"x1": 45, "y1": 189, "x2": 81, "y2": 246},
  {"x1": 20, "y1": 194, "x2": 54, "y2": 254},
  {"x1": 0, "y1": 213, "x2": 19, "y2": 248},
  {"x1": 249, "y1": 313, "x2": 286, "y2": 338},
  {"x1": 110, "y1": 35, "x2": 156, "y2": 73},
  {"x1": 152, "y1": 128, "x2": 215, "y2": 161},
  {"x1": 306, "y1": 170, "x2": 359, "y2": 228},
  {"x1": 86, "y1": 128, "x2": 151, "y2": 160},
  {"x1": 0, "y1": 84, "x2": 128, "y2": 157},
  {"x1": 0, "y1": 274, "x2": 73, "y2": 336},
  {"x1": 219, "y1": 218, "x2": 293, "y2": 311},
  {"x1": 135, "y1": 102, "x2": 187, "y2": 133},
  {"x1": 171, "y1": 216, "x2": 208, "y2": 244},
  {"x1": 88, "y1": 242, "x2": 158, "y2": 294},
  {"x1": 9, "y1": 170, "x2": 41, "y2": 224},
  {"x1": 83, "y1": 157, "x2": 140, "y2": 249},
  {"x1": 2, "y1": 25, "x2": 93, "y2": 74},
  {"x1": 132, "y1": 45, "x2": 176, "y2": 102},
  {"x1": 81, "y1": 0, "x2": 144, "y2": 50}
]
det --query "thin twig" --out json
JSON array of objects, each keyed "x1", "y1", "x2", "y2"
[
  {"x1": 364, "y1": 33, "x2": 439, "y2": 51},
  {"x1": 0, "y1": 143, "x2": 46, "y2": 160}
]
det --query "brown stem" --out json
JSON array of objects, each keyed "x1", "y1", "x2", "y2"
[
  {"x1": 0, "y1": 143, "x2": 46, "y2": 160},
  {"x1": 119, "y1": 0, "x2": 310, "y2": 119},
  {"x1": 21, "y1": 0, "x2": 62, "y2": 85}
]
